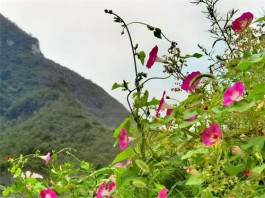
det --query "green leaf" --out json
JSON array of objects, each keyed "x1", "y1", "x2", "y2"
[
  {"x1": 182, "y1": 110, "x2": 197, "y2": 120},
  {"x1": 138, "y1": 90, "x2": 149, "y2": 107},
  {"x1": 248, "y1": 83, "x2": 265, "y2": 100},
  {"x1": 137, "y1": 51, "x2": 146, "y2": 65},
  {"x1": 154, "y1": 183, "x2": 165, "y2": 190},
  {"x1": 237, "y1": 51, "x2": 265, "y2": 71},
  {"x1": 178, "y1": 120, "x2": 197, "y2": 129},
  {"x1": 227, "y1": 99, "x2": 255, "y2": 112},
  {"x1": 113, "y1": 116, "x2": 133, "y2": 138},
  {"x1": 118, "y1": 167, "x2": 139, "y2": 187},
  {"x1": 252, "y1": 164, "x2": 265, "y2": 174},
  {"x1": 211, "y1": 107, "x2": 222, "y2": 115},
  {"x1": 253, "y1": 16, "x2": 265, "y2": 23},
  {"x1": 185, "y1": 176, "x2": 203, "y2": 185},
  {"x1": 2, "y1": 187, "x2": 12, "y2": 197},
  {"x1": 112, "y1": 148, "x2": 133, "y2": 164},
  {"x1": 181, "y1": 151, "x2": 193, "y2": 160},
  {"x1": 224, "y1": 164, "x2": 245, "y2": 176},
  {"x1": 111, "y1": 82, "x2": 124, "y2": 90},
  {"x1": 241, "y1": 136, "x2": 265, "y2": 151},
  {"x1": 91, "y1": 167, "x2": 112, "y2": 177},
  {"x1": 146, "y1": 97, "x2": 160, "y2": 106},
  {"x1": 183, "y1": 94, "x2": 202, "y2": 104},
  {"x1": 182, "y1": 53, "x2": 203, "y2": 59},
  {"x1": 80, "y1": 161, "x2": 91, "y2": 171}
]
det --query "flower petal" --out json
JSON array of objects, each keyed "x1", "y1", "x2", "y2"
[
  {"x1": 97, "y1": 181, "x2": 107, "y2": 198},
  {"x1": 201, "y1": 123, "x2": 222, "y2": 146},
  {"x1": 223, "y1": 81, "x2": 245, "y2": 106},
  {"x1": 146, "y1": 45, "x2": 158, "y2": 69},
  {"x1": 181, "y1": 71, "x2": 201, "y2": 91},
  {"x1": 157, "y1": 188, "x2": 168, "y2": 198},
  {"x1": 156, "y1": 91, "x2": 166, "y2": 117},
  {"x1": 119, "y1": 128, "x2": 129, "y2": 150},
  {"x1": 40, "y1": 188, "x2": 57, "y2": 198},
  {"x1": 232, "y1": 12, "x2": 254, "y2": 33}
]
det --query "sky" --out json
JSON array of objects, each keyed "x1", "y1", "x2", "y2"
[{"x1": 0, "y1": 0, "x2": 264, "y2": 109}]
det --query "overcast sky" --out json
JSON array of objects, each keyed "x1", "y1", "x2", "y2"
[{"x1": 1, "y1": 0, "x2": 264, "y2": 109}]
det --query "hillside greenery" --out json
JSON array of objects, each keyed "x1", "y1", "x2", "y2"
[{"x1": 0, "y1": 14, "x2": 129, "y2": 172}]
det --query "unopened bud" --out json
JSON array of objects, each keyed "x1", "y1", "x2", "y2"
[
  {"x1": 231, "y1": 146, "x2": 245, "y2": 157},
  {"x1": 187, "y1": 165, "x2": 201, "y2": 176}
]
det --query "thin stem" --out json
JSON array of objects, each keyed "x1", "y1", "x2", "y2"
[
  {"x1": 125, "y1": 21, "x2": 172, "y2": 43},
  {"x1": 126, "y1": 74, "x2": 172, "y2": 102},
  {"x1": 206, "y1": 1, "x2": 235, "y2": 57},
  {"x1": 111, "y1": 13, "x2": 138, "y2": 77}
]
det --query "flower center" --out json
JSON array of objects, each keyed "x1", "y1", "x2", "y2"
[
  {"x1": 240, "y1": 20, "x2": 248, "y2": 29},
  {"x1": 231, "y1": 91, "x2": 239, "y2": 100},
  {"x1": 212, "y1": 133, "x2": 219, "y2": 140},
  {"x1": 210, "y1": 133, "x2": 219, "y2": 142}
]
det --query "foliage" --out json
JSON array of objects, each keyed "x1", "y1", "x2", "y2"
[{"x1": 1, "y1": 0, "x2": 265, "y2": 197}]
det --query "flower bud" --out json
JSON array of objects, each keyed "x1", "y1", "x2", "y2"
[
  {"x1": 231, "y1": 146, "x2": 245, "y2": 157},
  {"x1": 187, "y1": 165, "x2": 201, "y2": 176}
]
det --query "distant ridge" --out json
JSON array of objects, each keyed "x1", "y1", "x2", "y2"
[{"x1": 0, "y1": 14, "x2": 129, "y2": 170}]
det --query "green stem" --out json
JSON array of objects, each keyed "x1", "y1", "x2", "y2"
[
  {"x1": 125, "y1": 21, "x2": 172, "y2": 43},
  {"x1": 111, "y1": 13, "x2": 138, "y2": 78}
]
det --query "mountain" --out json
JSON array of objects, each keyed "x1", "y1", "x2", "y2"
[{"x1": 0, "y1": 14, "x2": 129, "y2": 171}]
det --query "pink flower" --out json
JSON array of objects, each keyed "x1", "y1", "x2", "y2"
[
  {"x1": 223, "y1": 81, "x2": 245, "y2": 106},
  {"x1": 115, "y1": 162, "x2": 123, "y2": 167},
  {"x1": 232, "y1": 12, "x2": 254, "y2": 33},
  {"x1": 146, "y1": 45, "x2": 158, "y2": 69},
  {"x1": 40, "y1": 152, "x2": 50, "y2": 165},
  {"x1": 156, "y1": 91, "x2": 172, "y2": 117},
  {"x1": 125, "y1": 158, "x2": 132, "y2": 167},
  {"x1": 181, "y1": 71, "x2": 201, "y2": 91},
  {"x1": 157, "y1": 188, "x2": 167, "y2": 198},
  {"x1": 106, "y1": 181, "x2": 116, "y2": 198},
  {"x1": 40, "y1": 188, "x2": 57, "y2": 198},
  {"x1": 96, "y1": 181, "x2": 107, "y2": 198},
  {"x1": 185, "y1": 116, "x2": 197, "y2": 122},
  {"x1": 201, "y1": 123, "x2": 222, "y2": 146},
  {"x1": 108, "y1": 181, "x2": 115, "y2": 192},
  {"x1": 119, "y1": 128, "x2": 129, "y2": 150}
]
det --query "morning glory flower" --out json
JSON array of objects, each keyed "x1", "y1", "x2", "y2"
[
  {"x1": 201, "y1": 123, "x2": 222, "y2": 146},
  {"x1": 119, "y1": 128, "x2": 129, "y2": 150},
  {"x1": 96, "y1": 181, "x2": 107, "y2": 198},
  {"x1": 157, "y1": 188, "x2": 168, "y2": 198},
  {"x1": 40, "y1": 188, "x2": 57, "y2": 198},
  {"x1": 181, "y1": 71, "x2": 201, "y2": 91},
  {"x1": 106, "y1": 181, "x2": 116, "y2": 198},
  {"x1": 223, "y1": 81, "x2": 245, "y2": 106},
  {"x1": 146, "y1": 45, "x2": 158, "y2": 69},
  {"x1": 40, "y1": 152, "x2": 51, "y2": 165},
  {"x1": 232, "y1": 12, "x2": 254, "y2": 33},
  {"x1": 156, "y1": 91, "x2": 172, "y2": 118}
]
